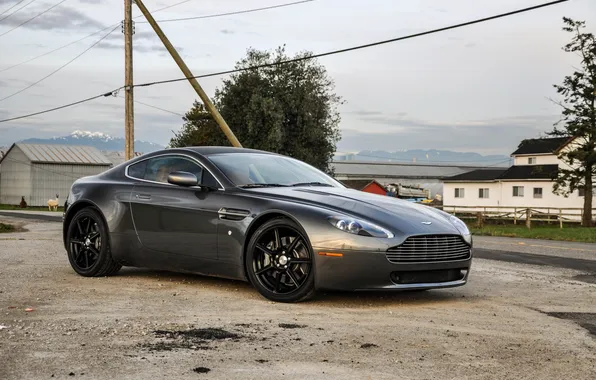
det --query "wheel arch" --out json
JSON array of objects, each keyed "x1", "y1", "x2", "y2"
[
  {"x1": 62, "y1": 200, "x2": 108, "y2": 250},
  {"x1": 241, "y1": 209, "x2": 313, "y2": 281}
]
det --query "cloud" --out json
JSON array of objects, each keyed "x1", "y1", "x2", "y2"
[
  {"x1": 0, "y1": 0, "x2": 17, "y2": 4},
  {"x1": 337, "y1": 114, "x2": 560, "y2": 155},
  {"x1": 0, "y1": 6, "x2": 105, "y2": 31},
  {"x1": 99, "y1": 31, "x2": 184, "y2": 54},
  {"x1": 220, "y1": 29, "x2": 235, "y2": 35},
  {"x1": 347, "y1": 110, "x2": 384, "y2": 117},
  {"x1": 78, "y1": 0, "x2": 104, "y2": 3},
  {"x1": 0, "y1": 126, "x2": 59, "y2": 146}
]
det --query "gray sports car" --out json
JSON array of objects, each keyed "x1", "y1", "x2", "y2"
[{"x1": 62, "y1": 147, "x2": 473, "y2": 302}]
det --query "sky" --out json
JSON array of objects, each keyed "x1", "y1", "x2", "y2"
[{"x1": 0, "y1": 0, "x2": 595, "y2": 156}]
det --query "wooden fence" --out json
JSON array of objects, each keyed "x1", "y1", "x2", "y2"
[{"x1": 429, "y1": 205, "x2": 595, "y2": 228}]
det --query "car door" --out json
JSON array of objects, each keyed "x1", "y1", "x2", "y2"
[{"x1": 127, "y1": 154, "x2": 220, "y2": 260}]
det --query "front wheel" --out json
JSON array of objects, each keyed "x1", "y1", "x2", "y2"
[
  {"x1": 66, "y1": 207, "x2": 121, "y2": 277},
  {"x1": 245, "y1": 217, "x2": 315, "y2": 303}
]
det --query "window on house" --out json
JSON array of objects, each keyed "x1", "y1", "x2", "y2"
[
  {"x1": 479, "y1": 188, "x2": 489, "y2": 198},
  {"x1": 528, "y1": 157, "x2": 537, "y2": 164},
  {"x1": 455, "y1": 188, "x2": 465, "y2": 198},
  {"x1": 513, "y1": 186, "x2": 524, "y2": 197},
  {"x1": 578, "y1": 187, "x2": 595, "y2": 197},
  {"x1": 533, "y1": 187, "x2": 543, "y2": 198}
]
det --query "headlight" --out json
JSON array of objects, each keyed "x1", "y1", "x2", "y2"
[
  {"x1": 449, "y1": 215, "x2": 472, "y2": 244},
  {"x1": 328, "y1": 216, "x2": 394, "y2": 238}
]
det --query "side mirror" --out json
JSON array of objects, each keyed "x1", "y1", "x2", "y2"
[{"x1": 167, "y1": 171, "x2": 198, "y2": 187}]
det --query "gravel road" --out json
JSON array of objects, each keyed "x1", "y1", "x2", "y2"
[{"x1": 1, "y1": 215, "x2": 595, "y2": 379}]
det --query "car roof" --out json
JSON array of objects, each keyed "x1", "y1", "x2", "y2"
[{"x1": 181, "y1": 146, "x2": 275, "y2": 156}]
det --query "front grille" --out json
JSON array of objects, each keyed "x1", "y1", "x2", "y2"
[{"x1": 386, "y1": 235, "x2": 471, "y2": 264}]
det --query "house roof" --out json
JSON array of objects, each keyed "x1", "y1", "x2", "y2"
[
  {"x1": 498, "y1": 164, "x2": 559, "y2": 180},
  {"x1": 341, "y1": 179, "x2": 386, "y2": 191},
  {"x1": 510, "y1": 137, "x2": 571, "y2": 156},
  {"x1": 443, "y1": 168, "x2": 508, "y2": 182},
  {"x1": 444, "y1": 165, "x2": 558, "y2": 182},
  {"x1": 102, "y1": 150, "x2": 144, "y2": 166},
  {"x1": 0, "y1": 143, "x2": 112, "y2": 166}
]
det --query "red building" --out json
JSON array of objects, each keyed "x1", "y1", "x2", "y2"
[{"x1": 340, "y1": 180, "x2": 388, "y2": 196}]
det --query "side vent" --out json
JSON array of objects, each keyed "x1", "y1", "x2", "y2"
[{"x1": 218, "y1": 208, "x2": 250, "y2": 221}]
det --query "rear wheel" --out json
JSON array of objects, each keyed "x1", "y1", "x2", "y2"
[
  {"x1": 66, "y1": 207, "x2": 121, "y2": 277},
  {"x1": 245, "y1": 217, "x2": 315, "y2": 303}
]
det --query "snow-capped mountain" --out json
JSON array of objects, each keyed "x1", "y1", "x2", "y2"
[{"x1": 19, "y1": 130, "x2": 164, "y2": 153}]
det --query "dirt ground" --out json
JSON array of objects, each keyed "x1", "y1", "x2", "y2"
[{"x1": 1, "y1": 216, "x2": 595, "y2": 380}]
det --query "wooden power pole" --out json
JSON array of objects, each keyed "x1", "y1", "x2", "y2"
[
  {"x1": 133, "y1": 0, "x2": 243, "y2": 148},
  {"x1": 124, "y1": 0, "x2": 135, "y2": 160}
]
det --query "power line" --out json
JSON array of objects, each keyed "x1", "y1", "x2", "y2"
[
  {"x1": 0, "y1": 0, "x2": 35, "y2": 22},
  {"x1": 147, "y1": 0, "x2": 193, "y2": 14},
  {"x1": 113, "y1": 93, "x2": 185, "y2": 116},
  {"x1": 129, "y1": 96, "x2": 185, "y2": 116},
  {"x1": 139, "y1": 0, "x2": 315, "y2": 23},
  {"x1": 0, "y1": 0, "x2": 570, "y2": 123},
  {"x1": 0, "y1": 0, "x2": 186, "y2": 73},
  {"x1": 0, "y1": 0, "x2": 311, "y2": 74},
  {"x1": 0, "y1": 24, "x2": 118, "y2": 74},
  {"x1": 0, "y1": 0, "x2": 28, "y2": 18},
  {"x1": 0, "y1": 90, "x2": 119, "y2": 123},
  {"x1": 135, "y1": 0, "x2": 570, "y2": 88},
  {"x1": 0, "y1": 0, "x2": 68, "y2": 38},
  {"x1": 0, "y1": 25, "x2": 119, "y2": 102}
]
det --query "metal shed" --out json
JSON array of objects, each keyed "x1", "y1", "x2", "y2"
[{"x1": 0, "y1": 143, "x2": 112, "y2": 207}]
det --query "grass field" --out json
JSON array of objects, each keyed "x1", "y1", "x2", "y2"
[
  {"x1": 469, "y1": 224, "x2": 596, "y2": 243},
  {"x1": 0, "y1": 222, "x2": 15, "y2": 233},
  {"x1": 0, "y1": 204, "x2": 63, "y2": 212}
]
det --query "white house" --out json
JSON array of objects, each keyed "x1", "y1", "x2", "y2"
[{"x1": 443, "y1": 137, "x2": 593, "y2": 219}]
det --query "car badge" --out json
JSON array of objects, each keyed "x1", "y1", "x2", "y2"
[{"x1": 421, "y1": 221, "x2": 432, "y2": 225}]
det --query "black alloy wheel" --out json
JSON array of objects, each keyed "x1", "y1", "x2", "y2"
[
  {"x1": 246, "y1": 217, "x2": 315, "y2": 303},
  {"x1": 66, "y1": 208, "x2": 121, "y2": 277}
]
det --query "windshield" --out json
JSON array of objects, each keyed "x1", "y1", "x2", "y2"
[{"x1": 207, "y1": 153, "x2": 344, "y2": 188}]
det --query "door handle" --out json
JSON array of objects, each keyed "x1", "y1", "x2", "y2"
[{"x1": 135, "y1": 193, "x2": 152, "y2": 200}]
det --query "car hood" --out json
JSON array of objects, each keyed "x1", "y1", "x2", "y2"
[{"x1": 244, "y1": 186, "x2": 461, "y2": 236}]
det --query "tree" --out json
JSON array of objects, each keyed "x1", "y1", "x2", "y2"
[
  {"x1": 169, "y1": 101, "x2": 231, "y2": 148},
  {"x1": 548, "y1": 17, "x2": 596, "y2": 227},
  {"x1": 169, "y1": 45, "x2": 342, "y2": 173}
]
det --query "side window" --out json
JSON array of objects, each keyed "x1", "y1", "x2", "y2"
[
  {"x1": 127, "y1": 160, "x2": 147, "y2": 179},
  {"x1": 143, "y1": 156, "x2": 204, "y2": 184},
  {"x1": 202, "y1": 170, "x2": 220, "y2": 188}
]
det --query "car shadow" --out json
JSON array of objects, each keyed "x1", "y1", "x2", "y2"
[
  {"x1": 116, "y1": 267, "x2": 250, "y2": 288},
  {"x1": 114, "y1": 267, "x2": 470, "y2": 308},
  {"x1": 310, "y1": 289, "x2": 470, "y2": 308}
]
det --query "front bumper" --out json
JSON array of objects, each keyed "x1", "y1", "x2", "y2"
[{"x1": 313, "y1": 248, "x2": 472, "y2": 291}]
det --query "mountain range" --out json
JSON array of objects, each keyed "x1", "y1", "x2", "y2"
[
  {"x1": 334, "y1": 149, "x2": 511, "y2": 166},
  {"x1": 1, "y1": 131, "x2": 510, "y2": 166},
  {"x1": 17, "y1": 130, "x2": 165, "y2": 153}
]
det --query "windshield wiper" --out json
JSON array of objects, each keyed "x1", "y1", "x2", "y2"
[
  {"x1": 239, "y1": 183, "x2": 289, "y2": 188},
  {"x1": 290, "y1": 181, "x2": 334, "y2": 187}
]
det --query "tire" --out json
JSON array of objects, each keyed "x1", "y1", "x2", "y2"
[
  {"x1": 66, "y1": 207, "x2": 121, "y2": 277},
  {"x1": 245, "y1": 217, "x2": 316, "y2": 303}
]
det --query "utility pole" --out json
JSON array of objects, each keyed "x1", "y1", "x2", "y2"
[
  {"x1": 123, "y1": 0, "x2": 135, "y2": 160},
  {"x1": 133, "y1": 0, "x2": 242, "y2": 148}
]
